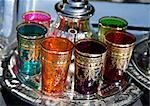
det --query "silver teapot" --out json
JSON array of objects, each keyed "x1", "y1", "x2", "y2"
[{"x1": 53, "y1": 0, "x2": 97, "y2": 41}]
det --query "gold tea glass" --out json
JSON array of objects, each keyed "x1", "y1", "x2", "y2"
[
  {"x1": 98, "y1": 16, "x2": 128, "y2": 43},
  {"x1": 103, "y1": 30, "x2": 136, "y2": 88},
  {"x1": 16, "y1": 22, "x2": 47, "y2": 89},
  {"x1": 22, "y1": 11, "x2": 51, "y2": 36},
  {"x1": 74, "y1": 39, "x2": 107, "y2": 98},
  {"x1": 22, "y1": 11, "x2": 51, "y2": 29},
  {"x1": 17, "y1": 22, "x2": 47, "y2": 75},
  {"x1": 41, "y1": 37, "x2": 73, "y2": 96}
]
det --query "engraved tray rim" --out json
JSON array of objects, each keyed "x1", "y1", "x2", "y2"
[{"x1": 126, "y1": 36, "x2": 150, "y2": 90}]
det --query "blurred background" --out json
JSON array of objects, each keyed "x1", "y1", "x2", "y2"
[
  {"x1": 0, "y1": 0, "x2": 149, "y2": 41},
  {"x1": 92, "y1": 0, "x2": 150, "y2": 3}
]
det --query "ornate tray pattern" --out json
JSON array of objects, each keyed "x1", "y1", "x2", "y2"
[
  {"x1": 0, "y1": 49, "x2": 143, "y2": 106},
  {"x1": 127, "y1": 62, "x2": 150, "y2": 90},
  {"x1": 127, "y1": 37, "x2": 150, "y2": 90}
]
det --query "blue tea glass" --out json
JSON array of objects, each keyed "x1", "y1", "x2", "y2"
[
  {"x1": 16, "y1": 22, "x2": 47, "y2": 89},
  {"x1": 17, "y1": 22, "x2": 47, "y2": 75}
]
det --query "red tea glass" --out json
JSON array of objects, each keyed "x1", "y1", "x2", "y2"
[
  {"x1": 41, "y1": 37, "x2": 73, "y2": 96},
  {"x1": 103, "y1": 30, "x2": 136, "y2": 87},
  {"x1": 74, "y1": 39, "x2": 107, "y2": 98},
  {"x1": 22, "y1": 11, "x2": 51, "y2": 29}
]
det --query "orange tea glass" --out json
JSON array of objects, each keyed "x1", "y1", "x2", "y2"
[{"x1": 41, "y1": 37, "x2": 73, "y2": 96}]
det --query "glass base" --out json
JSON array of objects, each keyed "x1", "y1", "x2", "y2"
[
  {"x1": 16, "y1": 72, "x2": 41, "y2": 90},
  {"x1": 98, "y1": 80, "x2": 128, "y2": 98},
  {"x1": 72, "y1": 91, "x2": 98, "y2": 100},
  {"x1": 19, "y1": 61, "x2": 41, "y2": 76},
  {"x1": 41, "y1": 89, "x2": 65, "y2": 97}
]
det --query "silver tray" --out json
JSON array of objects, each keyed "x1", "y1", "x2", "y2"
[
  {"x1": 126, "y1": 36, "x2": 150, "y2": 90},
  {"x1": 0, "y1": 48, "x2": 143, "y2": 106}
]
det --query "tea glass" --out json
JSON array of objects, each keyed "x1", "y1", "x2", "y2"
[
  {"x1": 17, "y1": 22, "x2": 47, "y2": 75},
  {"x1": 22, "y1": 11, "x2": 51, "y2": 30},
  {"x1": 16, "y1": 22, "x2": 47, "y2": 89},
  {"x1": 98, "y1": 16, "x2": 128, "y2": 43},
  {"x1": 103, "y1": 30, "x2": 136, "y2": 88},
  {"x1": 41, "y1": 37, "x2": 73, "y2": 96},
  {"x1": 74, "y1": 39, "x2": 107, "y2": 99}
]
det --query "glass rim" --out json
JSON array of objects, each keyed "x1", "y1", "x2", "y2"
[
  {"x1": 41, "y1": 37, "x2": 74, "y2": 55},
  {"x1": 22, "y1": 10, "x2": 51, "y2": 21},
  {"x1": 99, "y1": 16, "x2": 128, "y2": 30},
  {"x1": 16, "y1": 22, "x2": 47, "y2": 40},
  {"x1": 105, "y1": 30, "x2": 136, "y2": 47},
  {"x1": 75, "y1": 39, "x2": 107, "y2": 57}
]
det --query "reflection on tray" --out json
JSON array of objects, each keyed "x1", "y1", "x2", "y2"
[
  {"x1": 0, "y1": 49, "x2": 143, "y2": 106},
  {"x1": 133, "y1": 39, "x2": 150, "y2": 78},
  {"x1": 127, "y1": 35, "x2": 150, "y2": 90}
]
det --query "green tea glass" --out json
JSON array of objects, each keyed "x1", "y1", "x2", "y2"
[{"x1": 98, "y1": 16, "x2": 128, "y2": 43}]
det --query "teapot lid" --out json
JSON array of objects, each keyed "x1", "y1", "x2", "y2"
[{"x1": 55, "y1": 0, "x2": 95, "y2": 19}]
